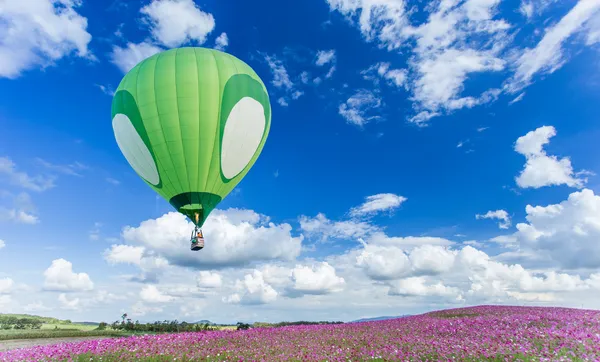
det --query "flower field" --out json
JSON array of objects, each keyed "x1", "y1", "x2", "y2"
[{"x1": 1, "y1": 305, "x2": 599, "y2": 361}]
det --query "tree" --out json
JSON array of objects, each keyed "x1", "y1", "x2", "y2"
[{"x1": 236, "y1": 322, "x2": 251, "y2": 330}]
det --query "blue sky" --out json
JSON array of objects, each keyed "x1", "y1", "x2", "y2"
[{"x1": 1, "y1": 0, "x2": 600, "y2": 324}]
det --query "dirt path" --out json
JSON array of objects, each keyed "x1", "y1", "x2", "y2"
[{"x1": 0, "y1": 336, "x2": 112, "y2": 352}]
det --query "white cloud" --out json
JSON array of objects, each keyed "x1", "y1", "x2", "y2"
[
  {"x1": 349, "y1": 193, "x2": 407, "y2": 217},
  {"x1": 287, "y1": 262, "x2": 345, "y2": 296},
  {"x1": 197, "y1": 271, "x2": 222, "y2": 289},
  {"x1": 338, "y1": 89, "x2": 382, "y2": 126},
  {"x1": 507, "y1": 0, "x2": 600, "y2": 92},
  {"x1": 214, "y1": 32, "x2": 229, "y2": 51},
  {"x1": 509, "y1": 92, "x2": 525, "y2": 105},
  {"x1": 519, "y1": 1, "x2": 534, "y2": 18},
  {"x1": 89, "y1": 222, "x2": 102, "y2": 241},
  {"x1": 224, "y1": 270, "x2": 278, "y2": 305},
  {"x1": 0, "y1": 208, "x2": 39, "y2": 224},
  {"x1": 96, "y1": 84, "x2": 115, "y2": 97},
  {"x1": 110, "y1": 42, "x2": 163, "y2": 74},
  {"x1": 0, "y1": 239, "x2": 4, "y2": 249},
  {"x1": 140, "y1": 285, "x2": 176, "y2": 303},
  {"x1": 264, "y1": 54, "x2": 293, "y2": 90},
  {"x1": 410, "y1": 48, "x2": 505, "y2": 116},
  {"x1": 58, "y1": 293, "x2": 80, "y2": 310},
  {"x1": 0, "y1": 0, "x2": 92, "y2": 78},
  {"x1": 505, "y1": 188, "x2": 600, "y2": 269},
  {"x1": 299, "y1": 213, "x2": 377, "y2": 242},
  {"x1": 388, "y1": 277, "x2": 460, "y2": 298},
  {"x1": 130, "y1": 301, "x2": 163, "y2": 317},
  {"x1": 366, "y1": 232, "x2": 455, "y2": 248},
  {"x1": 120, "y1": 209, "x2": 302, "y2": 269},
  {"x1": 514, "y1": 126, "x2": 588, "y2": 189},
  {"x1": 35, "y1": 159, "x2": 87, "y2": 177},
  {"x1": 0, "y1": 157, "x2": 55, "y2": 192},
  {"x1": 104, "y1": 245, "x2": 145, "y2": 265},
  {"x1": 43, "y1": 258, "x2": 94, "y2": 292},
  {"x1": 0, "y1": 277, "x2": 13, "y2": 294},
  {"x1": 362, "y1": 62, "x2": 408, "y2": 87},
  {"x1": 315, "y1": 49, "x2": 336, "y2": 66},
  {"x1": 23, "y1": 302, "x2": 51, "y2": 313},
  {"x1": 0, "y1": 192, "x2": 39, "y2": 224},
  {"x1": 324, "y1": 0, "x2": 410, "y2": 51},
  {"x1": 476, "y1": 209, "x2": 512, "y2": 229},
  {"x1": 106, "y1": 177, "x2": 120, "y2": 185},
  {"x1": 140, "y1": 0, "x2": 215, "y2": 48},
  {"x1": 277, "y1": 97, "x2": 289, "y2": 107}
]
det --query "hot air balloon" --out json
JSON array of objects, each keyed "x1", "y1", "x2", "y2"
[{"x1": 111, "y1": 47, "x2": 271, "y2": 251}]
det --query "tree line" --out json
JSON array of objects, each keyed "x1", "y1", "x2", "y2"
[
  {"x1": 105, "y1": 314, "x2": 217, "y2": 333},
  {"x1": 103, "y1": 313, "x2": 344, "y2": 333},
  {"x1": 0, "y1": 316, "x2": 43, "y2": 330}
]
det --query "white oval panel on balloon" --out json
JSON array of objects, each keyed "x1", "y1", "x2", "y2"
[
  {"x1": 220, "y1": 97, "x2": 266, "y2": 180},
  {"x1": 112, "y1": 113, "x2": 160, "y2": 186}
]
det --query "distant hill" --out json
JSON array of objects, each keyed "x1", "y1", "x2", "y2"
[
  {"x1": 74, "y1": 322, "x2": 100, "y2": 326},
  {"x1": 193, "y1": 320, "x2": 213, "y2": 325},
  {"x1": 0, "y1": 313, "x2": 63, "y2": 324},
  {"x1": 351, "y1": 315, "x2": 409, "y2": 323}
]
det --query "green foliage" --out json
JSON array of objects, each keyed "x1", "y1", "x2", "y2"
[
  {"x1": 109, "y1": 316, "x2": 217, "y2": 333},
  {"x1": 0, "y1": 316, "x2": 43, "y2": 330},
  {"x1": 97, "y1": 322, "x2": 108, "y2": 330},
  {"x1": 0, "y1": 329, "x2": 131, "y2": 341},
  {"x1": 236, "y1": 322, "x2": 251, "y2": 330},
  {"x1": 0, "y1": 313, "x2": 61, "y2": 324}
]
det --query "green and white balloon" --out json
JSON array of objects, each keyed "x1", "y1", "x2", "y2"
[{"x1": 111, "y1": 47, "x2": 271, "y2": 227}]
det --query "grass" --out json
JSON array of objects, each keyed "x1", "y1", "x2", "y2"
[
  {"x1": 40, "y1": 323, "x2": 98, "y2": 331},
  {"x1": 0, "y1": 329, "x2": 135, "y2": 341},
  {"x1": 0, "y1": 323, "x2": 237, "y2": 341}
]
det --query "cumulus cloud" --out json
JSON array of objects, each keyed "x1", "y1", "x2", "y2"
[
  {"x1": 504, "y1": 188, "x2": 600, "y2": 269},
  {"x1": 476, "y1": 210, "x2": 512, "y2": 229},
  {"x1": 353, "y1": 237, "x2": 600, "y2": 304},
  {"x1": 286, "y1": 262, "x2": 345, "y2": 296},
  {"x1": 120, "y1": 209, "x2": 302, "y2": 269},
  {"x1": 0, "y1": 278, "x2": 13, "y2": 294},
  {"x1": 58, "y1": 293, "x2": 80, "y2": 310},
  {"x1": 130, "y1": 301, "x2": 163, "y2": 317},
  {"x1": 224, "y1": 270, "x2": 278, "y2": 305},
  {"x1": 43, "y1": 259, "x2": 94, "y2": 292},
  {"x1": 140, "y1": 285, "x2": 176, "y2": 303},
  {"x1": 110, "y1": 0, "x2": 217, "y2": 74},
  {"x1": 349, "y1": 193, "x2": 407, "y2": 217},
  {"x1": 0, "y1": 0, "x2": 92, "y2": 78},
  {"x1": 197, "y1": 271, "x2": 222, "y2": 289},
  {"x1": 0, "y1": 239, "x2": 4, "y2": 250},
  {"x1": 356, "y1": 244, "x2": 456, "y2": 281},
  {"x1": 514, "y1": 126, "x2": 588, "y2": 189},
  {"x1": 214, "y1": 32, "x2": 229, "y2": 51},
  {"x1": 140, "y1": 0, "x2": 215, "y2": 48},
  {"x1": 110, "y1": 42, "x2": 163, "y2": 74}
]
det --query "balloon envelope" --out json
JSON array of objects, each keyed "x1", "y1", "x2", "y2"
[{"x1": 111, "y1": 47, "x2": 271, "y2": 226}]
